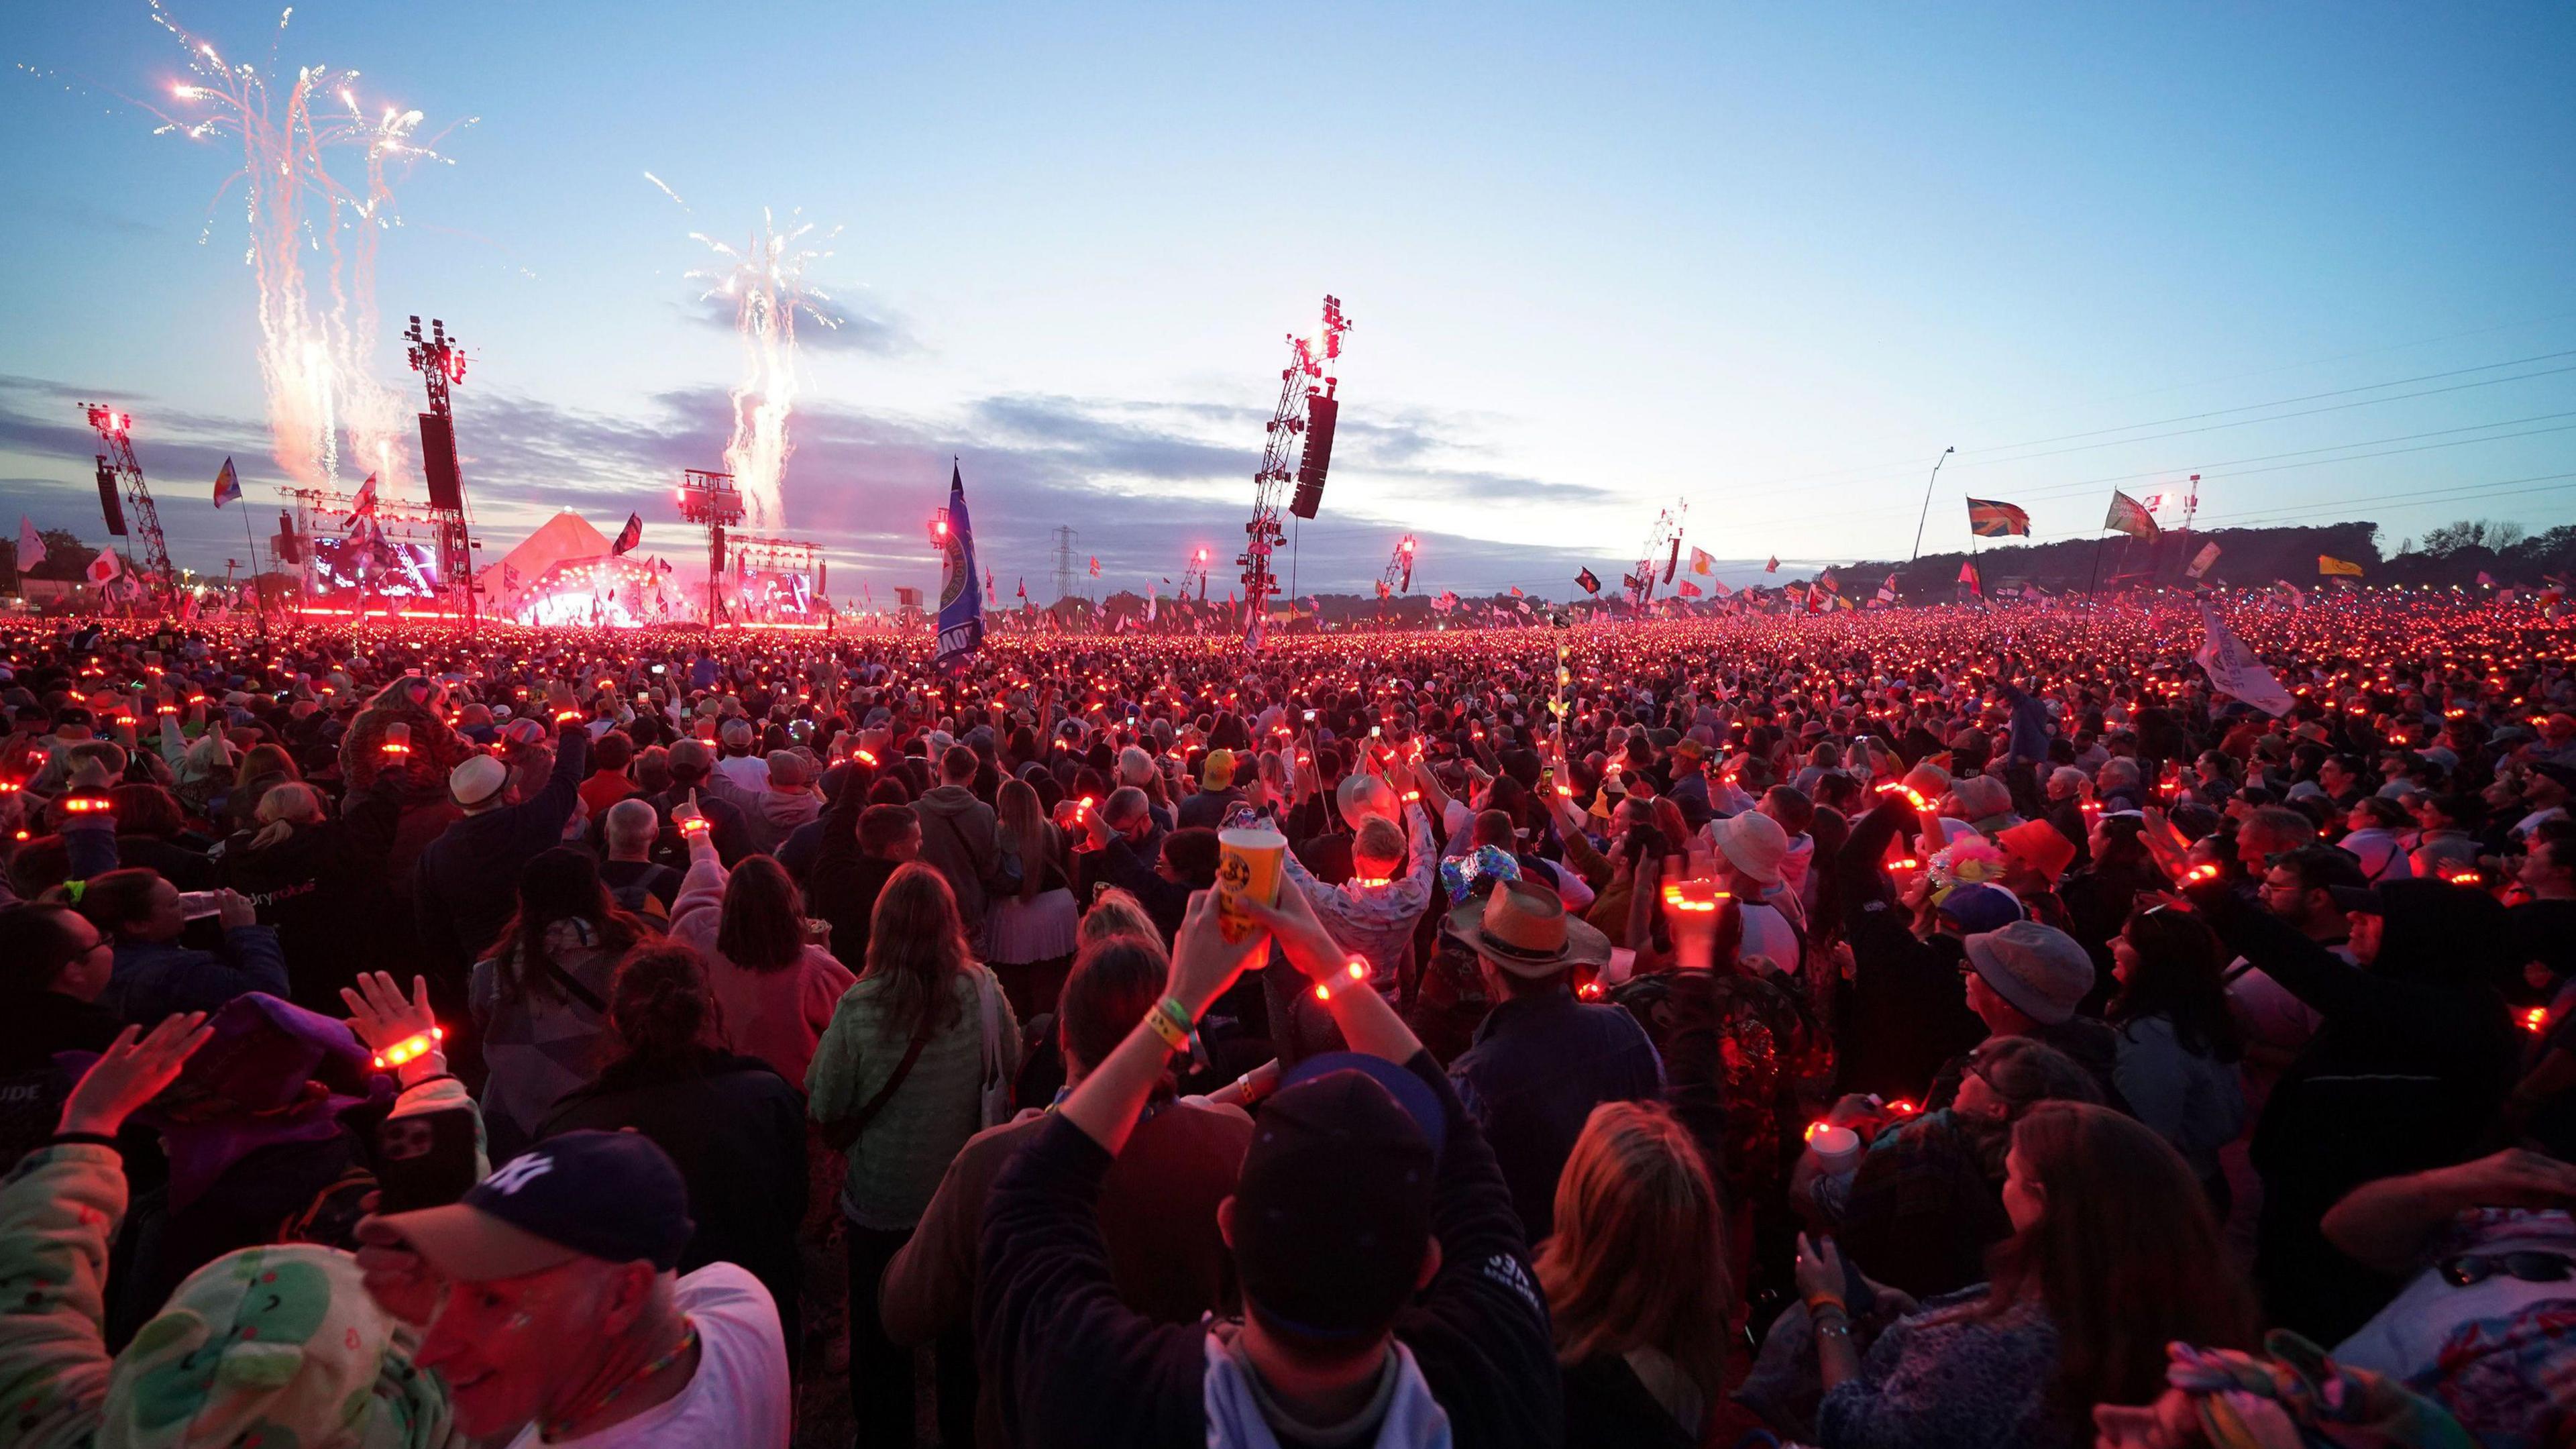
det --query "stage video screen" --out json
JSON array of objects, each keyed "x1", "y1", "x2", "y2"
[{"x1": 311, "y1": 535, "x2": 441, "y2": 598}]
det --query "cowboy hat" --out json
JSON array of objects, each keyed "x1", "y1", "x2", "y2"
[{"x1": 1444, "y1": 879, "x2": 1611, "y2": 978}]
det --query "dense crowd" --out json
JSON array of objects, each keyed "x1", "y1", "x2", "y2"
[{"x1": 0, "y1": 590, "x2": 2571, "y2": 1448}]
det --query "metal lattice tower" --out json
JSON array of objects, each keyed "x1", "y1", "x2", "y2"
[
  {"x1": 83, "y1": 405, "x2": 177, "y2": 610},
  {"x1": 1377, "y1": 535, "x2": 1418, "y2": 599},
  {"x1": 1627, "y1": 498, "x2": 1687, "y2": 610},
  {"x1": 1052, "y1": 525, "x2": 1079, "y2": 605},
  {"x1": 1236, "y1": 296, "x2": 1350, "y2": 645},
  {"x1": 1180, "y1": 545, "x2": 1210, "y2": 602},
  {"x1": 404, "y1": 316, "x2": 479, "y2": 627}
]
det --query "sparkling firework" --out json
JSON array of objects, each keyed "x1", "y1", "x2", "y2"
[
  {"x1": 689, "y1": 208, "x2": 841, "y2": 533},
  {"x1": 145, "y1": 2, "x2": 469, "y2": 491}
]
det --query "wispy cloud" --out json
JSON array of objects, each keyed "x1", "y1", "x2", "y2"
[{"x1": 0, "y1": 374, "x2": 1633, "y2": 595}]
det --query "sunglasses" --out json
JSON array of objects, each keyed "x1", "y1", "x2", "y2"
[{"x1": 2438, "y1": 1252, "x2": 2573, "y2": 1288}]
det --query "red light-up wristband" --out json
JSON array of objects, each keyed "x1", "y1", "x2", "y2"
[
  {"x1": 678, "y1": 816, "x2": 710, "y2": 837},
  {"x1": 1311, "y1": 957, "x2": 1372, "y2": 1004},
  {"x1": 372, "y1": 1026, "x2": 445, "y2": 1071}
]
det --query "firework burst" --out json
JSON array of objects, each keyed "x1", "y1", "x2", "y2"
[
  {"x1": 688, "y1": 207, "x2": 841, "y2": 533},
  {"x1": 145, "y1": 1, "x2": 470, "y2": 491}
]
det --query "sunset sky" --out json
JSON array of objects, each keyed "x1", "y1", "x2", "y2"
[{"x1": 5, "y1": 2, "x2": 2571, "y2": 599}]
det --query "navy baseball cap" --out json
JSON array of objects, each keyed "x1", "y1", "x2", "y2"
[
  {"x1": 1232, "y1": 1055, "x2": 1444, "y2": 1340},
  {"x1": 375, "y1": 1130, "x2": 694, "y2": 1281}
]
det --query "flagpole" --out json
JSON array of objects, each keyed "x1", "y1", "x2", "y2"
[
  {"x1": 237, "y1": 486, "x2": 269, "y2": 638},
  {"x1": 1908, "y1": 445, "x2": 1957, "y2": 564},
  {"x1": 2088, "y1": 533, "x2": 2108, "y2": 600}
]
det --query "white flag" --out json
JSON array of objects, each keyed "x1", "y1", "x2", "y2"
[
  {"x1": 15, "y1": 517, "x2": 43, "y2": 571},
  {"x1": 2194, "y1": 606, "x2": 2294, "y2": 717},
  {"x1": 86, "y1": 548, "x2": 122, "y2": 586}
]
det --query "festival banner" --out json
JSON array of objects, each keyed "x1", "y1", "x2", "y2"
[
  {"x1": 2104, "y1": 491, "x2": 2160, "y2": 541},
  {"x1": 2186, "y1": 541, "x2": 2222, "y2": 580},
  {"x1": 2194, "y1": 606, "x2": 2296, "y2": 716},
  {"x1": 934, "y1": 464, "x2": 984, "y2": 672},
  {"x1": 1966, "y1": 498, "x2": 2029, "y2": 537}
]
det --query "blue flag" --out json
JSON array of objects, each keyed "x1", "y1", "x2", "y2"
[{"x1": 935, "y1": 462, "x2": 983, "y2": 672}]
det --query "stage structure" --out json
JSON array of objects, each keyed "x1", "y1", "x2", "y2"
[
  {"x1": 1180, "y1": 545, "x2": 1210, "y2": 602},
  {"x1": 1626, "y1": 498, "x2": 1687, "y2": 610},
  {"x1": 677, "y1": 468, "x2": 744, "y2": 624},
  {"x1": 1234, "y1": 295, "x2": 1350, "y2": 647},
  {"x1": 404, "y1": 316, "x2": 478, "y2": 627},
  {"x1": 1377, "y1": 534, "x2": 1419, "y2": 600},
  {"x1": 83, "y1": 405, "x2": 177, "y2": 610},
  {"x1": 727, "y1": 535, "x2": 827, "y2": 624},
  {"x1": 284, "y1": 486, "x2": 454, "y2": 609}
]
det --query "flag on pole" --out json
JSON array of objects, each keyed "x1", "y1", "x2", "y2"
[
  {"x1": 1146, "y1": 586, "x2": 1157, "y2": 623},
  {"x1": 1575, "y1": 568, "x2": 1601, "y2": 596},
  {"x1": 2104, "y1": 491, "x2": 2160, "y2": 540},
  {"x1": 1709, "y1": 579, "x2": 1733, "y2": 598},
  {"x1": 87, "y1": 548, "x2": 121, "y2": 585},
  {"x1": 985, "y1": 568, "x2": 997, "y2": 606},
  {"x1": 1087, "y1": 556, "x2": 1101, "y2": 578},
  {"x1": 1509, "y1": 584, "x2": 1523, "y2": 597},
  {"x1": 15, "y1": 517, "x2": 44, "y2": 572},
  {"x1": 351, "y1": 472, "x2": 379, "y2": 517},
  {"x1": 1676, "y1": 578, "x2": 1703, "y2": 598},
  {"x1": 212, "y1": 457, "x2": 242, "y2": 509},
  {"x1": 1764, "y1": 555, "x2": 1780, "y2": 573},
  {"x1": 612, "y1": 513, "x2": 642, "y2": 555},
  {"x1": 1689, "y1": 547, "x2": 1714, "y2": 575},
  {"x1": 1663, "y1": 537, "x2": 1680, "y2": 584},
  {"x1": 2186, "y1": 541, "x2": 2222, "y2": 580},
  {"x1": 1958, "y1": 560, "x2": 1982, "y2": 595},
  {"x1": 1966, "y1": 498, "x2": 2029, "y2": 537},
  {"x1": 1017, "y1": 578, "x2": 1027, "y2": 599},
  {"x1": 2318, "y1": 555, "x2": 2365, "y2": 578},
  {"x1": 1874, "y1": 573, "x2": 1898, "y2": 605},
  {"x1": 936, "y1": 463, "x2": 985, "y2": 672},
  {"x1": 2195, "y1": 606, "x2": 2296, "y2": 716}
]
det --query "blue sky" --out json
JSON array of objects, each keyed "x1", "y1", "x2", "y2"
[{"x1": 4, "y1": 1, "x2": 2572, "y2": 599}]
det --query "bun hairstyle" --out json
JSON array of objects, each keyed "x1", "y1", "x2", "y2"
[{"x1": 608, "y1": 945, "x2": 720, "y2": 1067}]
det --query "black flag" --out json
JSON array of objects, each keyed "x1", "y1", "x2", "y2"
[
  {"x1": 612, "y1": 513, "x2": 642, "y2": 556},
  {"x1": 1576, "y1": 568, "x2": 1601, "y2": 596}
]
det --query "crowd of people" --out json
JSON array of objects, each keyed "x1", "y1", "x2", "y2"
[{"x1": 0, "y1": 588, "x2": 2569, "y2": 1448}]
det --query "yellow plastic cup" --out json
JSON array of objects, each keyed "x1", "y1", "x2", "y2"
[{"x1": 1216, "y1": 825, "x2": 1288, "y2": 943}]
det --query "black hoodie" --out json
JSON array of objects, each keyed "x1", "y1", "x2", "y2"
[{"x1": 2194, "y1": 876, "x2": 2514, "y2": 1341}]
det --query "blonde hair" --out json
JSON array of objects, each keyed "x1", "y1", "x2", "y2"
[
  {"x1": 1534, "y1": 1101, "x2": 1730, "y2": 1421},
  {"x1": 1352, "y1": 815, "x2": 1404, "y2": 871},
  {"x1": 1079, "y1": 888, "x2": 1161, "y2": 952}
]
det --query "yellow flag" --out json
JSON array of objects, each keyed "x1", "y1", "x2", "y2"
[{"x1": 2318, "y1": 555, "x2": 2364, "y2": 578}]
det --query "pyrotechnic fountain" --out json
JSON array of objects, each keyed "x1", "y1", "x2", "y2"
[
  {"x1": 688, "y1": 208, "x2": 841, "y2": 533},
  {"x1": 147, "y1": 1, "x2": 467, "y2": 490}
]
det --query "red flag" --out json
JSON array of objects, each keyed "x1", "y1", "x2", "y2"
[
  {"x1": 612, "y1": 513, "x2": 642, "y2": 555},
  {"x1": 1764, "y1": 555, "x2": 1779, "y2": 574},
  {"x1": 1958, "y1": 560, "x2": 1982, "y2": 595}
]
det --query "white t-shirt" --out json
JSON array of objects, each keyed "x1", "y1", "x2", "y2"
[
  {"x1": 713, "y1": 753, "x2": 772, "y2": 792},
  {"x1": 506, "y1": 1263, "x2": 791, "y2": 1449}
]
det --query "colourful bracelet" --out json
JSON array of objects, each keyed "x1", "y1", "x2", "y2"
[
  {"x1": 1154, "y1": 996, "x2": 1195, "y2": 1040},
  {"x1": 1142, "y1": 1005, "x2": 1189, "y2": 1052}
]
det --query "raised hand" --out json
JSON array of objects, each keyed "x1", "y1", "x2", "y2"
[
  {"x1": 59, "y1": 1012, "x2": 211, "y2": 1138},
  {"x1": 341, "y1": 971, "x2": 439, "y2": 1058}
]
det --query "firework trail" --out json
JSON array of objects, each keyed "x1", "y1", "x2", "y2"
[
  {"x1": 689, "y1": 207, "x2": 841, "y2": 533},
  {"x1": 144, "y1": 1, "x2": 469, "y2": 492}
]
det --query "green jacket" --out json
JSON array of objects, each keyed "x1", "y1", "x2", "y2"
[{"x1": 807, "y1": 966, "x2": 1018, "y2": 1231}]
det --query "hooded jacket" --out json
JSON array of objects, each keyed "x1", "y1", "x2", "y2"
[
  {"x1": 912, "y1": 784, "x2": 1007, "y2": 939},
  {"x1": 2194, "y1": 877, "x2": 2515, "y2": 1340}
]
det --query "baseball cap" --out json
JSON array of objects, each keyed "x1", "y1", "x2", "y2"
[
  {"x1": 1231, "y1": 1055, "x2": 1442, "y2": 1339},
  {"x1": 374, "y1": 1130, "x2": 694, "y2": 1281},
  {"x1": 1935, "y1": 882, "x2": 2025, "y2": 934},
  {"x1": 1202, "y1": 748, "x2": 1237, "y2": 792},
  {"x1": 1963, "y1": 920, "x2": 2094, "y2": 1026}
]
